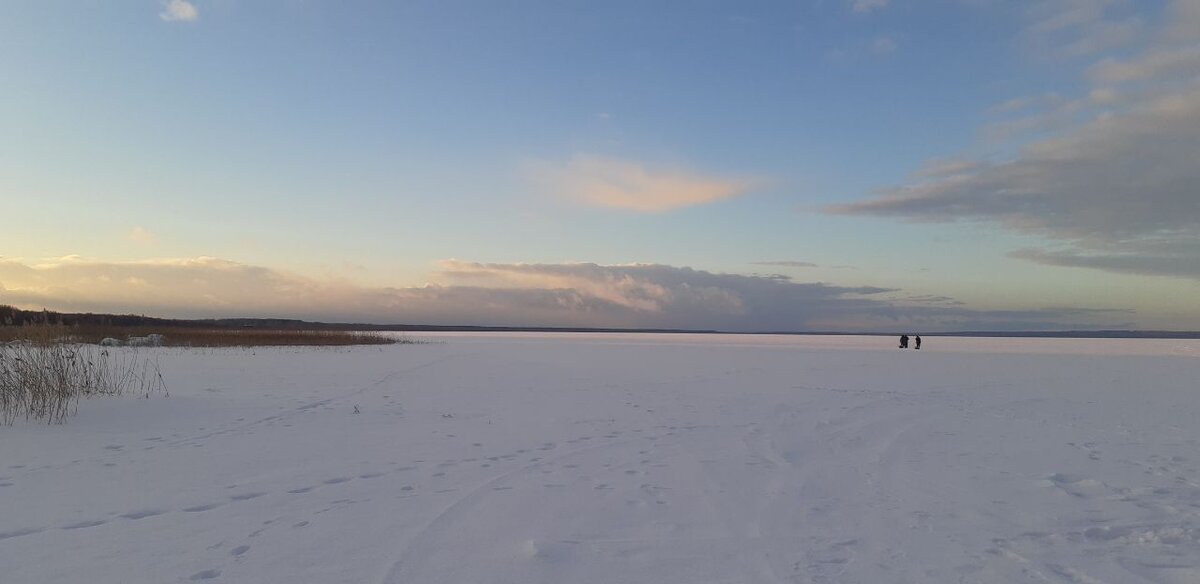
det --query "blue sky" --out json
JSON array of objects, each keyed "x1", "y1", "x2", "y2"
[{"x1": 2, "y1": 1, "x2": 1198, "y2": 331}]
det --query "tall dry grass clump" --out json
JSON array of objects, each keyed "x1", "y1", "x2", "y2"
[
  {"x1": 0, "y1": 329, "x2": 165, "y2": 425},
  {"x1": 139, "y1": 328, "x2": 406, "y2": 347}
]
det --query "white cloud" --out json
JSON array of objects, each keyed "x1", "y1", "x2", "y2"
[
  {"x1": 528, "y1": 155, "x2": 759, "y2": 213},
  {"x1": 0, "y1": 257, "x2": 1131, "y2": 332},
  {"x1": 160, "y1": 0, "x2": 198, "y2": 23},
  {"x1": 127, "y1": 226, "x2": 157, "y2": 244}
]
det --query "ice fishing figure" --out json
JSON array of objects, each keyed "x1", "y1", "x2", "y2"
[
  {"x1": 915, "y1": 335, "x2": 921, "y2": 350},
  {"x1": 899, "y1": 334, "x2": 909, "y2": 349}
]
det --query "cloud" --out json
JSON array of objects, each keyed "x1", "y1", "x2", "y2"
[
  {"x1": 872, "y1": 36, "x2": 899, "y2": 54},
  {"x1": 914, "y1": 158, "x2": 982, "y2": 178},
  {"x1": 829, "y1": 87, "x2": 1200, "y2": 241},
  {"x1": 830, "y1": 3, "x2": 1200, "y2": 280},
  {"x1": 1088, "y1": 45, "x2": 1200, "y2": 84},
  {"x1": 980, "y1": 95, "x2": 1088, "y2": 142},
  {"x1": 900, "y1": 294, "x2": 967, "y2": 306},
  {"x1": 160, "y1": 0, "x2": 198, "y2": 22},
  {"x1": 852, "y1": 0, "x2": 891, "y2": 14},
  {"x1": 1166, "y1": 0, "x2": 1200, "y2": 43},
  {"x1": 751, "y1": 261, "x2": 819, "y2": 269},
  {"x1": 987, "y1": 93, "x2": 1066, "y2": 115},
  {"x1": 528, "y1": 155, "x2": 759, "y2": 213},
  {"x1": 1011, "y1": 247, "x2": 1200, "y2": 279},
  {"x1": 0, "y1": 257, "x2": 1132, "y2": 332},
  {"x1": 127, "y1": 227, "x2": 156, "y2": 244},
  {"x1": 1024, "y1": 0, "x2": 1143, "y2": 58}
]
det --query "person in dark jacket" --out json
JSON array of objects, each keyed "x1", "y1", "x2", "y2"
[
  {"x1": 899, "y1": 334, "x2": 909, "y2": 348},
  {"x1": 915, "y1": 335, "x2": 921, "y2": 350}
]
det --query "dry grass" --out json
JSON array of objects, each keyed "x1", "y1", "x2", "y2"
[
  {"x1": 0, "y1": 325, "x2": 407, "y2": 347},
  {"x1": 1, "y1": 328, "x2": 166, "y2": 425},
  {"x1": 0, "y1": 325, "x2": 407, "y2": 424}
]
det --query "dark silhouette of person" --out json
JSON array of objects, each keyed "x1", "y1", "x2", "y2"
[
  {"x1": 899, "y1": 334, "x2": 909, "y2": 349},
  {"x1": 915, "y1": 335, "x2": 921, "y2": 350}
]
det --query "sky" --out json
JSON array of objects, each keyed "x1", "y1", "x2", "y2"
[{"x1": 2, "y1": 0, "x2": 1198, "y2": 332}]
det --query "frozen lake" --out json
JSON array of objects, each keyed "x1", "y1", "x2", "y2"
[{"x1": 2, "y1": 333, "x2": 1198, "y2": 583}]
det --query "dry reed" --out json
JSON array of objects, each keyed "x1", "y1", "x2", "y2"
[
  {"x1": 0, "y1": 325, "x2": 406, "y2": 347},
  {"x1": 1, "y1": 328, "x2": 166, "y2": 425}
]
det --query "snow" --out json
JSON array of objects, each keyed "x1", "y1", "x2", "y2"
[{"x1": 1, "y1": 333, "x2": 1198, "y2": 583}]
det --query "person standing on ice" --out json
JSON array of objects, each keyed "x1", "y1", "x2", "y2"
[
  {"x1": 915, "y1": 335, "x2": 921, "y2": 350},
  {"x1": 899, "y1": 334, "x2": 909, "y2": 348}
]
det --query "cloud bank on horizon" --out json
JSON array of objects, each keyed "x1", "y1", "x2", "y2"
[{"x1": 0, "y1": 256, "x2": 1132, "y2": 332}]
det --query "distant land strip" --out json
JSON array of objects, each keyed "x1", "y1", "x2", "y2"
[{"x1": 2, "y1": 305, "x2": 1198, "y2": 339}]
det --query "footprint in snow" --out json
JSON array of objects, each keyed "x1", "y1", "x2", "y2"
[
  {"x1": 62, "y1": 520, "x2": 108, "y2": 530},
  {"x1": 183, "y1": 503, "x2": 221, "y2": 512},
  {"x1": 230, "y1": 492, "x2": 266, "y2": 501},
  {"x1": 0, "y1": 528, "x2": 42, "y2": 541},
  {"x1": 121, "y1": 509, "x2": 167, "y2": 520}
]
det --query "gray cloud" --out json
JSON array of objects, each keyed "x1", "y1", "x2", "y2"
[
  {"x1": 1010, "y1": 247, "x2": 1200, "y2": 279},
  {"x1": 1166, "y1": 0, "x2": 1200, "y2": 43},
  {"x1": 828, "y1": 2, "x2": 1200, "y2": 280},
  {"x1": 828, "y1": 87, "x2": 1200, "y2": 246},
  {"x1": 1088, "y1": 45, "x2": 1200, "y2": 84},
  {"x1": 751, "y1": 261, "x2": 819, "y2": 269},
  {"x1": 1024, "y1": 0, "x2": 1143, "y2": 58},
  {"x1": 899, "y1": 294, "x2": 967, "y2": 306},
  {"x1": 0, "y1": 257, "x2": 1131, "y2": 332},
  {"x1": 851, "y1": 0, "x2": 891, "y2": 14}
]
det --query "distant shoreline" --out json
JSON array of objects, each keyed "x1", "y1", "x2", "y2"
[
  {"x1": 369, "y1": 327, "x2": 1200, "y2": 339},
  {"x1": 3, "y1": 306, "x2": 1198, "y2": 340}
]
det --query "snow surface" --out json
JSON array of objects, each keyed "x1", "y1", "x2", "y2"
[{"x1": 1, "y1": 333, "x2": 1198, "y2": 583}]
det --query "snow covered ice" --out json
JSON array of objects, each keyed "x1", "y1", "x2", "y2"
[{"x1": 1, "y1": 333, "x2": 1198, "y2": 583}]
